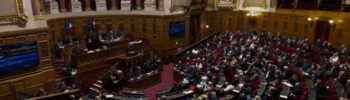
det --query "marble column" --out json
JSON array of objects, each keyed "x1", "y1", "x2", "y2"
[
  {"x1": 157, "y1": 0, "x2": 164, "y2": 11},
  {"x1": 31, "y1": 0, "x2": 41, "y2": 16},
  {"x1": 136, "y1": 0, "x2": 142, "y2": 10},
  {"x1": 85, "y1": 0, "x2": 92, "y2": 11},
  {"x1": 111, "y1": 0, "x2": 117, "y2": 10},
  {"x1": 59, "y1": 0, "x2": 67, "y2": 12}
]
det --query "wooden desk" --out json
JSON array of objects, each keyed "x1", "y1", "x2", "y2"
[
  {"x1": 104, "y1": 93, "x2": 147, "y2": 100},
  {"x1": 161, "y1": 90, "x2": 194, "y2": 100},
  {"x1": 116, "y1": 54, "x2": 144, "y2": 76},
  {"x1": 127, "y1": 71, "x2": 161, "y2": 89},
  {"x1": 189, "y1": 94, "x2": 234, "y2": 100},
  {"x1": 122, "y1": 89, "x2": 145, "y2": 97},
  {"x1": 156, "y1": 88, "x2": 171, "y2": 97},
  {"x1": 173, "y1": 70, "x2": 184, "y2": 83},
  {"x1": 26, "y1": 89, "x2": 79, "y2": 100}
]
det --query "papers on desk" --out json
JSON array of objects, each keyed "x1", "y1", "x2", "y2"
[
  {"x1": 233, "y1": 89, "x2": 240, "y2": 93},
  {"x1": 196, "y1": 84, "x2": 203, "y2": 89},
  {"x1": 106, "y1": 94, "x2": 114, "y2": 98},
  {"x1": 239, "y1": 83, "x2": 244, "y2": 88},
  {"x1": 201, "y1": 76, "x2": 208, "y2": 80},
  {"x1": 280, "y1": 95, "x2": 288, "y2": 99},
  {"x1": 183, "y1": 78, "x2": 189, "y2": 84},
  {"x1": 132, "y1": 91, "x2": 137, "y2": 94},
  {"x1": 216, "y1": 84, "x2": 223, "y2": 88},
  {"x1": 303, "y1": 72, "x2": 309, "y2": 76},
  {"x1": 129, "y1": 40, "x2": 142, "y2": 45},
  {"x1": 87, "y1": 51, "x2": 94, "y2": 53},
  {"x1": 282, "y1": 82, "x2": 293, "y2": 87},
  {"x1": 183, "y1": 90, "x2": 194, "y2": 94},
  {"x1": 147, "y1": 72, "x2": 152, "y2": 75}
]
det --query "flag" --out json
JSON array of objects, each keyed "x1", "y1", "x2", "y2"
[
  {"x1": 88, "y1": 17, "x2": 96, "y2": 31},
  {"x1": 65, "y1": 20, "x2": 73, "y2": 33},
  {"x1": 92, "y1": 17, "x2": 96, "y2": 30},
  {"x1": 88, "y1": 18, "x2": 92, "y2": 31}
]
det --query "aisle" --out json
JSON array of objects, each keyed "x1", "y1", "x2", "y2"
[{"x1": 144, "y1": 63, "x2": 174, "y2": 100}]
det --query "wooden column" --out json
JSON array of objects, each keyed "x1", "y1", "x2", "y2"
[
  {"x1": 294, "y1": 0, "x2": 298, "y2": 9},
  {"x1": 111, "y1": 0, "x2": 117, "y2": 10},
  {"x1": 59, "y1": 0, "x2": 67, "y2": 12},
  {"x1": 31, "y1": 0, "x2": 41, "y2": 16},
  {"x1": 185, "y1": 15, "x2": 190, "y2": 46},
  {"x1": 136, "y1": 0, "x2": 142, "y2": 10},
  {"x1": 85, "y1": 0, "x2": 92, "y2": 11},
  {"x1": 157, "y1": 0, "x2": 164, "y2": 11}
]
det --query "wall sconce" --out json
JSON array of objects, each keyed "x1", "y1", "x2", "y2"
[
  {"x1": 205, "y1": 25, "x2": 209, "y2": 29},
  {"x1": 307, "y1": 17, "x2": 313, "y2": 27},
  {"x1": 338, "y1": 19, "x2": 343, "y2": 23},
  {"x1": 307, "y1": 17, "x2": 312, "y2": 22},
  {"x1": 329, "y1": 20, "x2": 334, "y2": 24}
]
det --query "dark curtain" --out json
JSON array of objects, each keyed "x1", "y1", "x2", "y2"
[
  {"x1": 315, "y1": 21, "x2": 330, "y2": 42},
  {"x1": 190, "y1": 15, "x2": 201, "y2": 43}
]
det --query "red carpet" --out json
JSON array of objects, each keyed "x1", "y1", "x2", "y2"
[{"x1": 144, "y1": 63, "x2": 175, "y2": 100}]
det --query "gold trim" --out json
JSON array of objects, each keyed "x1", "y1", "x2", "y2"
[
  {"x1": 243, "y1": 0, "x2": 267, "y2": 9},
  {"x1": 0, "y1": 0, "x2": 28, "y2": 26},
  {"x1": 34, "y1": 15, "x2": 45, "y2": 21}
]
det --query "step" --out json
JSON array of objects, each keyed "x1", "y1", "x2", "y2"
[{"x1": 93, "y1": 83, "x2": 103, "y2": 89}]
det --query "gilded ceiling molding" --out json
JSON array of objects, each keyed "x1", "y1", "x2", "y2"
[{"x1": 0, "y1": 0, "x2": 28, "y2": 26}]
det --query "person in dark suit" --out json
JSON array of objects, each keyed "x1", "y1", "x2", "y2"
[
  {"x1": 282, "y1": 66, "x2": 293, "y2": 80},
  {"x1": 329, "y1": 65, "x2": 339, "y2": 77},
  {"x1": 338, "y1": 71, "x2": 349, "y2": 86},
  {"x1": 170, "y1": 83, "x2": 179, "y2": 93},
  {"x1": 313, "y1": 79, "x2": 328, "y2": 100},
  {"x1": 290, "y1": 83, "x2": 303, "y2": 98}
]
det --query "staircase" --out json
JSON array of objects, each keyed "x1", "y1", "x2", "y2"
[
  {"x1": 88, "y1": 62, "x2": 119, "y2": 93},
  {"x1": 53, "y1": 59, "x2": 71, "y2": 88}
]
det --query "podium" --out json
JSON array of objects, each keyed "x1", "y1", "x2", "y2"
[
  {"x1": 121, "y1": 0, "x2": 131, "y2": 11},
  {"x1": 71, "y1": 1, "x2": 82, "y2": 12},
  {"x1": 116, "y1": 54, "x2": 144, "y2": 76},
  {"x1": 96, "y1": 0, "x2": 107, "y2": 11},
  {"x1": 144, "y1": 0, "x2": 156, "y2": 11},
  {"x1": 44, "y1": 1, "x2": 59, "y2": 14}
]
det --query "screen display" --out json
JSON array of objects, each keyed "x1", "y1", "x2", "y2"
[
  {"x1": 169, "y1": 20, "x2": 185, "y2": 36},
  {"x1": 0, "y1": 41, "x2": 40, "y2": 73}
]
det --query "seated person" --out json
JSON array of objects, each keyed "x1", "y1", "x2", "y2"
[
  {"x1": 313, "y1": 79, "x2": 328, "y2": 100},
  {"x1": 290, "y1": 82, "x2": 303, "y2": 98}
]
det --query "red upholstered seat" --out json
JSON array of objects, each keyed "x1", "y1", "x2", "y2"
[{"x1": 252, "y1": 80, "x2": 260, "y2": 90}]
